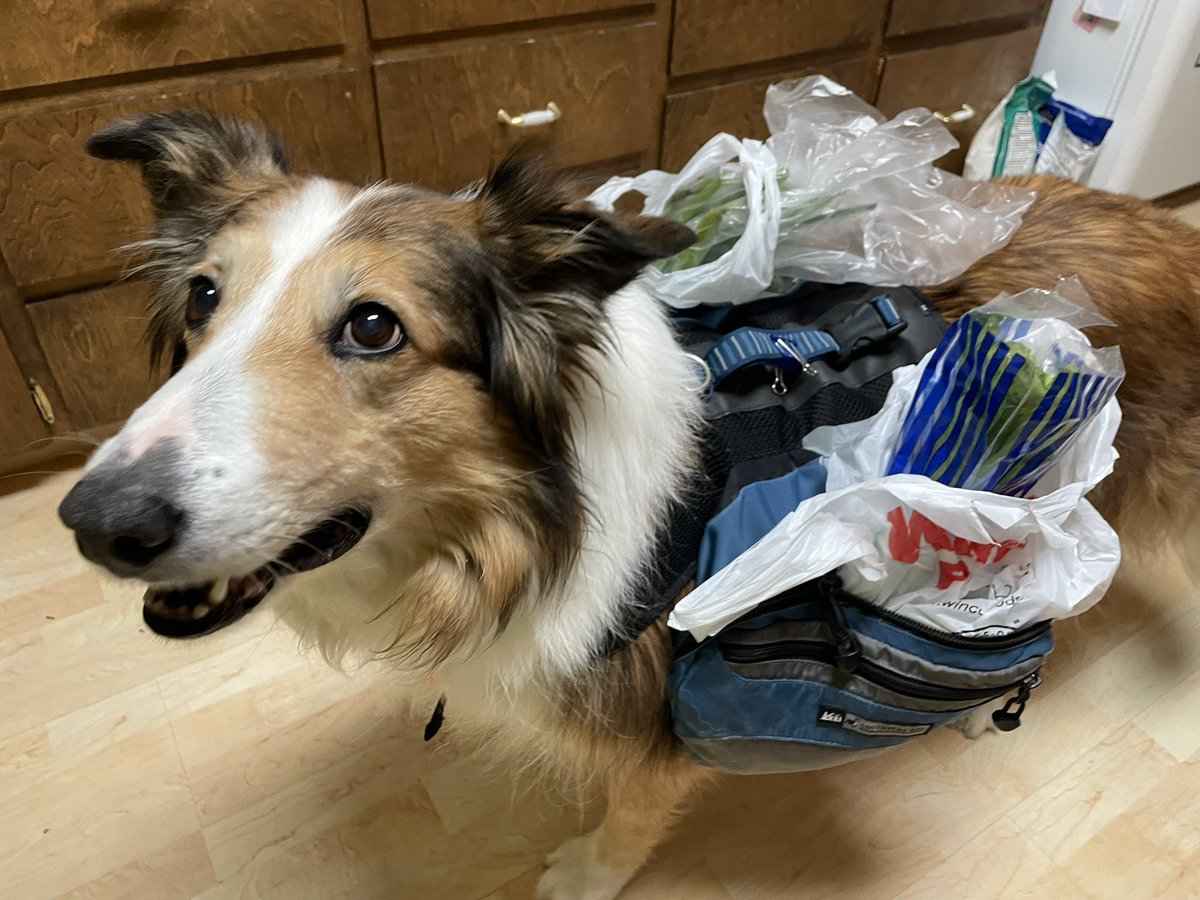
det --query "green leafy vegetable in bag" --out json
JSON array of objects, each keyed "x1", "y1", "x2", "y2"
[{"x1": 655, "y1": 167, "x2": 875, "y2": 274}]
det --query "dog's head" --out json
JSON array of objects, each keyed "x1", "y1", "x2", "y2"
[{"x1": 58, "y1": 110, "x2": 693, "y2": 655}]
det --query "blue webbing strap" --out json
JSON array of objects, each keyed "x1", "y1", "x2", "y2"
[
  {"x1": 703, "y1": 295, "x2": 903, "y2": 387},
  {"x1": 873, "y1": 294, "x2": 902, "y2": 328},
  {"x1": 704, "y1": 327, "x2": 839, "y2": 386}
]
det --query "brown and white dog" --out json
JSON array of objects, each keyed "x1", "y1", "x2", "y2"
[{"x1": 58, "y1": 110, "x2": 1200, "y2": 899}]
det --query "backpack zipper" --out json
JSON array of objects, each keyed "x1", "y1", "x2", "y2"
[
  {"x1": 819, "y1": 575, "x2": 1044, "y2": 722},
  {"x1": 728, "y1": 577, "x2": 1051, "y2": 653},
  {"x1": 817, "y1": 574, "x2": 1052, "y2": 651},
  {"x1": 821, "y1": 579, "x2": 863, "y2": 671},
  {"x1": 718, "y1": 637, "x2": 1028, "y2": 703},
  {"x1": 991, "y1": 672, "x2": 1041, "y2": 731}
]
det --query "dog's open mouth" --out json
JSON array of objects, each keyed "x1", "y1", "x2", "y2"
[{"x1": 142, "y1": 509, "x2": 370, "y2": 639}]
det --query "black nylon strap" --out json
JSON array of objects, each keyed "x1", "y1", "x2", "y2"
[{"x1": 595, "y1": 283, "x2": 947, "y2": 659}]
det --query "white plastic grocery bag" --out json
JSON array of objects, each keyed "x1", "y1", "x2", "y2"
[
  {"x1": 669, "y1": 354, "x2": 1122, "y2": 640},
  {"x1": 587, "y1": 134, "x2": 782, "y2": 306},
  {"x1": 588, "y1": 76, "x2": 1033, "y2": 306}
]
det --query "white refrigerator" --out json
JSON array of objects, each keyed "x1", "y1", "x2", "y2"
[{"x1": 1032, "y1": 0, "x2": 1200, "y2": 198}]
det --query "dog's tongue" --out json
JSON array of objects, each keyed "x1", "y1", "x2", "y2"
[
  {"x1": 142, "y1": 569, "x2": 276, "y2": 638},
  {"x1": 139, "y1": 510, "x2": 370, "y2": 639}
]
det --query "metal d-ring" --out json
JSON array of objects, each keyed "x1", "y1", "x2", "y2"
[
  {"x1": 683, "y1": 353, "x2": 713, "y2": 394},
  {"x1": 771, "y1": 367, "x2": 787, "y2": 395},
  {"x1": 773, "y1": 336, "x2": 817, "y2": 376}
]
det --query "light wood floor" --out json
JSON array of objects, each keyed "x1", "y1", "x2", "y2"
[{"x1": 3, "y1": 465, "x2": 1200, "y2": 899}]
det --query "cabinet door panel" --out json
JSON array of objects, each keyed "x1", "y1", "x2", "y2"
[
  {"x1": 662, "y1": 57, "x2": 875, "y2": 171},
  {"x1": 27, "y1": 282, "x2": 163, "y2": 430},
  {"x1": 0, "y1": 336, "x2": 48, "y2": 455},
  {"x1": 0, "y1": 0, "x2": 345, "y2": 92},
  {"x1": 670, "y1": 0, "x2": 886, "y2": 77},
  {"x1": 0, "y1": 70, "x2": 376, "y2": 293},
  {"x1": 375, "y1": 23, "x2": 663, "y2": 191},
  {"x1": 367, "y1": 0, "x2": 635, "y2": 40},
  {"x1": 876, "y1": 28, "x2": 1043, "y2": 173},
  {"x1": 888, "y1": 0, "x2": 1043, "y2": 37}
]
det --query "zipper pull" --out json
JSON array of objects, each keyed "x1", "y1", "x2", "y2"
[
  {"x1": 992, "y1": 672, "x2": 1042, "y2": 732},
  {"x1": 819, "y1": 576, "x2": 861, "y2": 672}
]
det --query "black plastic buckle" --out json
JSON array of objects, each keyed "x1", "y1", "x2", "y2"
[{"x1": 827, "y1": 297, "x2": 907, "y2": 366}]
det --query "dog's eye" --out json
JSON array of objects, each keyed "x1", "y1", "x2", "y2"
[
  {"x1": 186, "y1": 275, "x2": 220, "y2": 327},
  {"x1": 339, "y1": 303, "x2": 405, "y2": 354}
]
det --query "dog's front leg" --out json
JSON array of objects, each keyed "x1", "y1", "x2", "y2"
[{"x1": 537, "y1": 754, "x2": 712, "y2": 900}]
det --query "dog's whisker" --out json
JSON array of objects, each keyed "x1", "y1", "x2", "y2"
[
  {"x1": 5, "y1": 435, "x2": 99, "y2": 456},
  {"x1": 236, "y1": 613, "x2": 287, "y2": 672},
  {"x1": 0, "y1": 469, "x2": 79, "y2": 482},
  {"x1": 30, "y1": 429, "x2": 105, "y2": 449}
]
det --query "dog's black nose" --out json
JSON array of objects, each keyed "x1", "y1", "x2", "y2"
[{"x1": 59, "y1": 465, "x2": 184, "y2": 576}]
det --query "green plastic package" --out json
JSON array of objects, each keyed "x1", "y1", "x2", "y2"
[{"x1": 991, "y1": 76, "x2": 1054, "y2": 178}]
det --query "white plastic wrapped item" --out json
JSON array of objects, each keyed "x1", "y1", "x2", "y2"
[
  {"x1": 1034, "y1": 99, "x2": 1114, "y2": 184},
  {"x1": 886, "y1": 282, "x2": 1124, "y2": 497},
  {"x1": 588, "y1": 76, "x2": 1034, "y2": 306},
  {"x1": 962, "y1": 85, "x2": 1013, "y2": 182},
  {"x1": 669, "y1": 301, "x2": 1122, "y2": 639}
]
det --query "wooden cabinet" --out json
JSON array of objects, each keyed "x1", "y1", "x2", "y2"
[
  {"x1": 887, "y1": 0, "x2": 1044, "y2": 37},
  {"x1": 0, "y1": 332, "x2": 47, "y2": 456},
  {"x1": 0, "y1": 0, "x2": 346, "y2": 92},
  {"x1": 0, "y1": 0, "x2": 1050, "y2": 473},
  {"x1": 670, "y1": 0, "x2": 886, "y2": 77},
  {"x1": 365, "y1": 0, "x2": 635, "y2": 40},
  {"x1": 26, "y1": 282, "x2": 163, "y2": 430},
  {"x1": 375, "y1": 21, "x2": 665, "y2": 190},
  {"x1": 661, "y1": 57, "x2": 876, "y2": 172},
  {"x1": 662, "y1": 3, "x2": 1047, "y2": 175},
  {"x1": 876, "y1": 27, "x2": 1045, "y2": 173},
  {"x1": 0, "y1": 70, "x2": 377, "y2": 296}
]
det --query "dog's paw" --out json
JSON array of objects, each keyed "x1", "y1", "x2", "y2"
[
  {"x1": 536, "y1": 830, "x2": 632, "y2": 900},
  {"x1": 952, "y1": 704, "x2": 999, "y2": 740}
]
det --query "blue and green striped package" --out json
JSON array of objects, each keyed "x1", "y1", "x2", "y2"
[{"x1": 886, "y1": 287, "x2": 1124, "y2": 497}]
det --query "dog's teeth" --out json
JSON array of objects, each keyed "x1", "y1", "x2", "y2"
[
  {"x1": 209, "y1": 580, "x2": 229, "y2": 604},
  {"x1": 192, "y1": 602, "x2": 211, "y2": 620}
]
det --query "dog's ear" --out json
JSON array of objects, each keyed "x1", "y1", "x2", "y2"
[
  {"x1": 472, "y1": 152, "x2": 694, "y2": 471},
  {"x1": 86, "y1": 109, "x2": 288, "y2": 222},
  {"x1": 86, "y1": 110, "x2": 288, "y2": 367},
  {"x1": 473, "y1": 151, "x2": 695, "y2": 301}
]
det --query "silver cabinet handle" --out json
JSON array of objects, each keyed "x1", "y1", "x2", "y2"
[
  {"x1": 934, "y1": 103, "x2": 976, "y2": 125},
  {"x1": 497, "y1": 101, "x2": 561, "y2": 127}
]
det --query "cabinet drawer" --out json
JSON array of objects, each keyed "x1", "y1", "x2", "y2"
[
  {"x1": 366, "y1": 0, "x2": 638, "y2": 40},
  {"x1": 0, "y1": 0, "x2": 345, "y2": 92},
  {"x1": 887, "y1": 0, "x2": 1044, "y2": 37},
  {"x1": 670, "y1": 0, "x2": 886, "y2": 77},
  {"x1": 0, "y1": 336, "x2": 48, "y2": 455},
  {"x1": 0, "y1": 70, "x2": 376, "y2": 293},
  {"x1": 876, "y1": 27, "x2": 1043, "y2": 174},
  {"x1": 661, "y1": 58, "x2": 875, "y2": 172},
  {"x1": 375, "y1": 23, "x2": 665, "y2": 191},
  {"x1": 27, "y1": 282, "x2": 164, "y2": 430}
]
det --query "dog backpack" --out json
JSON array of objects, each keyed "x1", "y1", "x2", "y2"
[{"x1": 642, "y1": 282, "x2": 1055, "y2": 774}]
